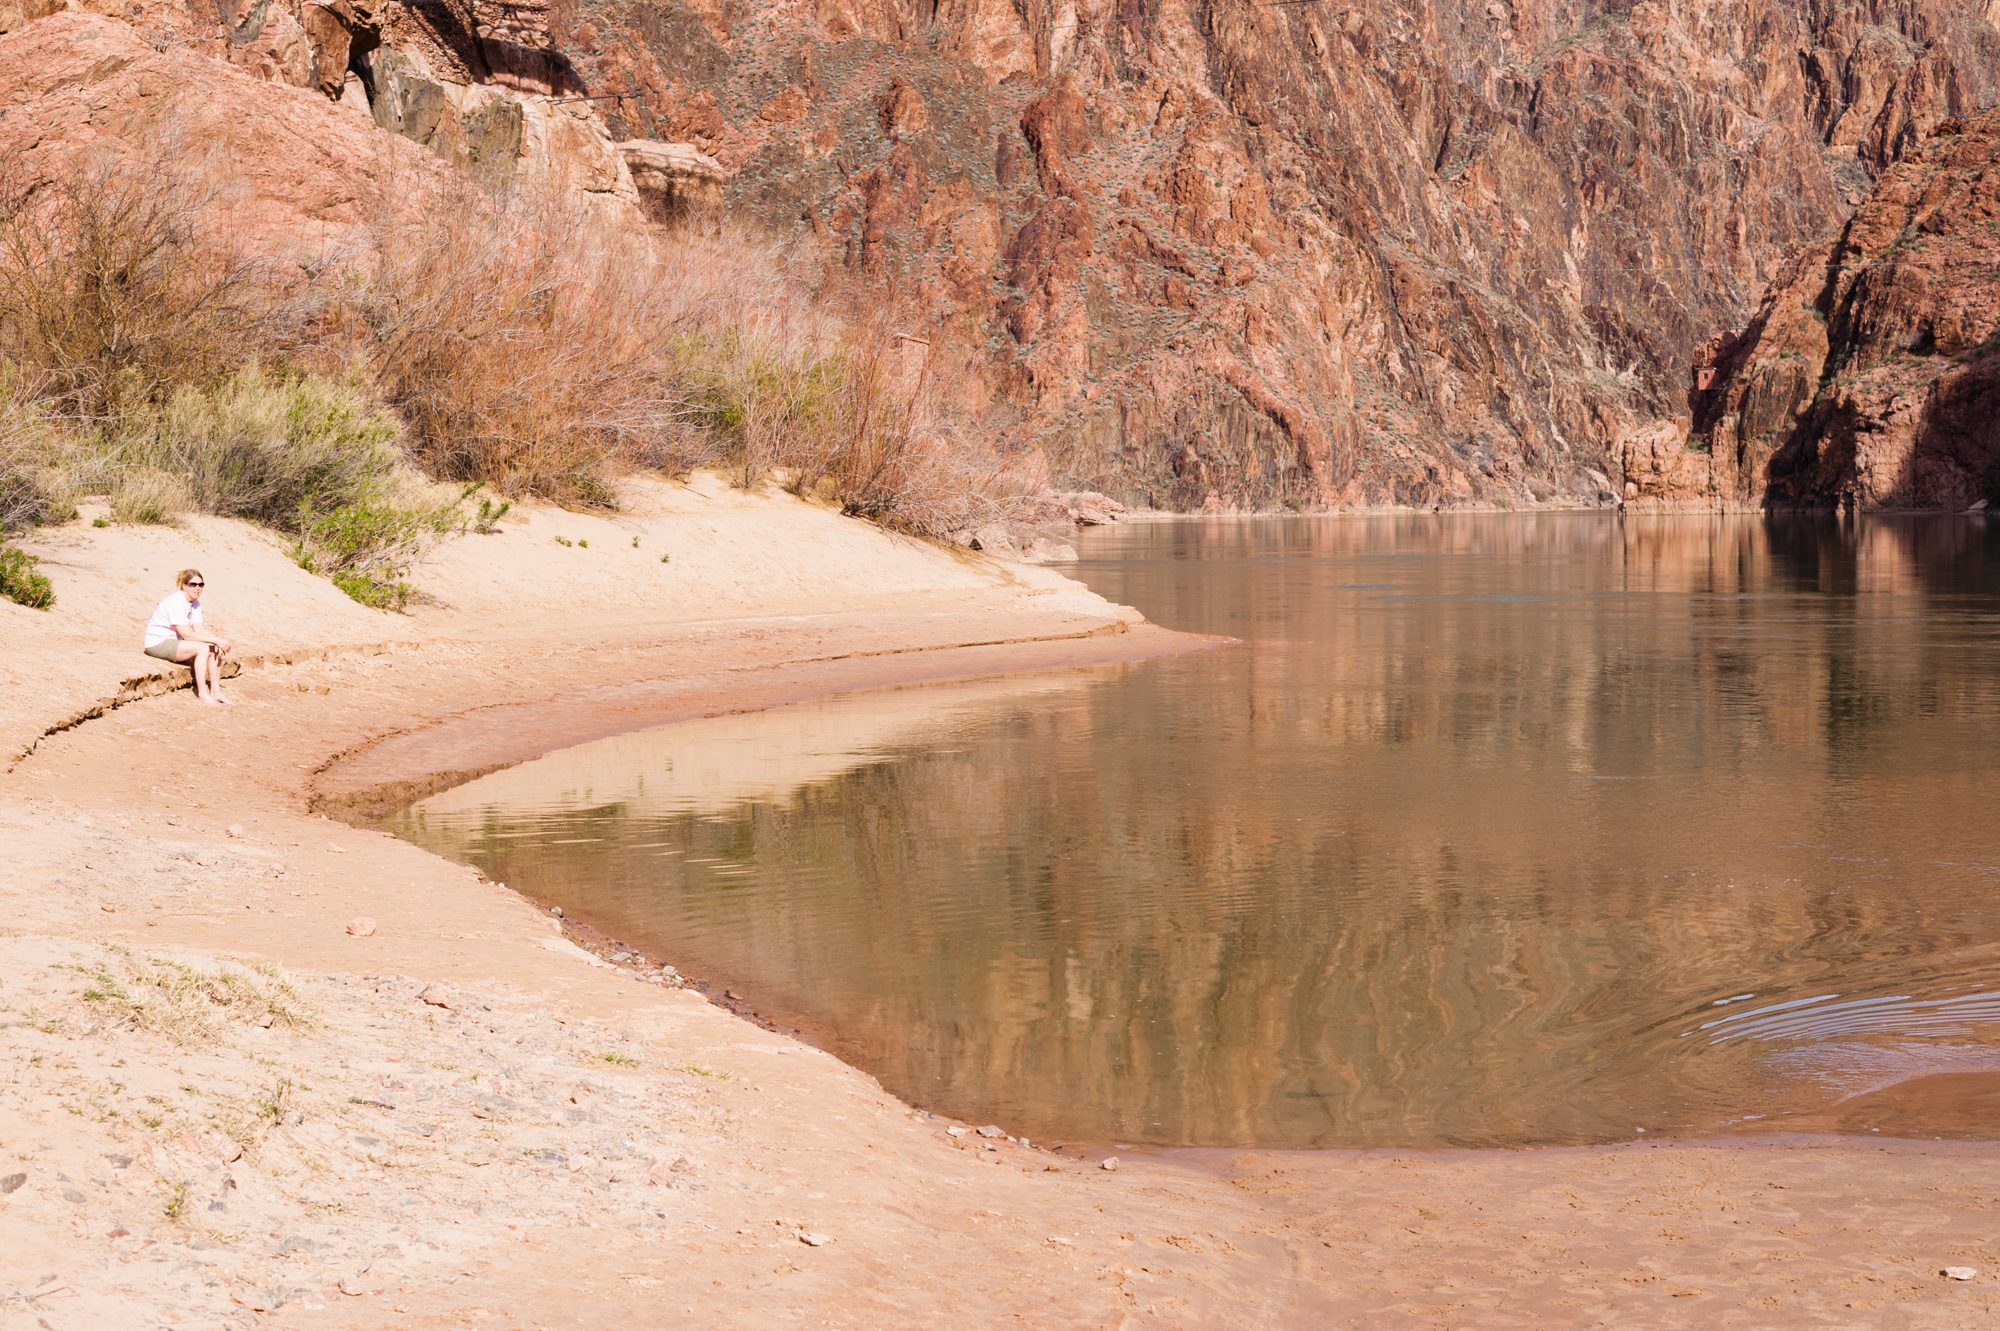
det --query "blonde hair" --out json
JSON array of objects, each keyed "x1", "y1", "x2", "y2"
[{"x1": 176, "y1": 568, "x2": 204, "y2": 589}]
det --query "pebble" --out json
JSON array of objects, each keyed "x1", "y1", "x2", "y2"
[
  {"x1": 550, "y1": 906, "x2": 563, "y2": 918},
  {"x1": 945, "y1": 1126, "x2": 969, "y2": 1139},
  {"x1": 798, "y1": 1232, "x2": 830, "y2": 1247},
  {"x1": 0, "y1": 1173, "x2": 25, "y2": 1194},
  {"x1": 1942, "y1": 1266, "x2": 1978, "y2": 1281},
  {"x1": 975, "y1": 1125, "x2": 1005, "y2": 1139},
  {"x1": 346, "y1": 917, "x2": 378, "y2": 937},
  {"x1": 254, "y1": 1012, "x2": 275, "y2": 1029},
  {"x1": 337, "y1": 1277, "x2": 367, "y2": 1297},
  {"x1": 226, "y1": 824, "x2": 246, "y2": 839},
  {"x1": 1101, "y1": 1158, "x2": 1119, "y2": 1172},
  {"x1": 418, "y1": 984, "x2": 453, "y2": 1009}
]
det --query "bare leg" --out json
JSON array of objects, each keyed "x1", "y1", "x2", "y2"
[
  {"x1": 181, "y1": 641, "x2": 216, "y2": 703},
  {"x1": 209, "y1": 647, "x2": 231, "y2": 705}
]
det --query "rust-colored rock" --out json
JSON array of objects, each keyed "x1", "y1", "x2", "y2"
[
  {"x1": 540, "y1": 0, "x2": 2000, "y2": 508},
  {"x1": 617, "y1": 139, "x2": 728, "y2": 222},
  {"x1": 1640, "y1": 109, "x2": 2000, "y2": 511},
  {"x1": 0, "y1": 12, "x2": 450, "y2": 250}
]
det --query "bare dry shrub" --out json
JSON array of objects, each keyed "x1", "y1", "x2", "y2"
[
  {"x1": 0, "y1": 141, "x2": 292, "y2": 424},
  {"x1": 108, "y1": 466, "x2": 193, "y2": 526},
  {"x1": 347, "y1": 189, "x2": 1027, "y2": 533},
  {"x1": 1, "y1": 132, "x2": 1034, "y2": 544},
  {"x1": 347, "y1": 189, "x2": 684, "y2": 506},
  {"x1": 0, "y1": 367, "x2": 73, "y2": 533}
]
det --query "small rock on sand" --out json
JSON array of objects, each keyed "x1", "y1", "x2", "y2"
[
  {"x1": 226, "y1": 824, "x2": 245, "y2": 838},
  {"x1": 418, "y1": 984, "x2": 453, "y2": 1009},
  {"x1": 1101, "y1": 1158, "x2": 1119, "y2": 1172},
  {"x1": 1942, "y1": 1266, "x2": 1978, "y2": 1281},
  {"x1": 945, "y1": 1126, "x2": 969, "y2": 1138},
  {"x1": 798, "y1": 1232, "x2": 830, "y2": 1247},
  {"x1": 0, "y1": 1172, "x2": 25, "y2": 1194},
  {"x1": 976, "y1": 1125, "x2": 1005, "y2": 1139},
  {"x1": 346, "y1": 917, "x2": 377, "y2": 937}
]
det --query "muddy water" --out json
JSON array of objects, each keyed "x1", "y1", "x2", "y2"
[{"x1": 385, "y1": 515, "x2": 2000, "y2": 1148}]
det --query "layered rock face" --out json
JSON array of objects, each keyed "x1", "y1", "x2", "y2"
[
  {"x1": 543, "y1": 0, "x2": 2000, "y2": 506},
  {"x1": 1633, "y1": 107, "x2": 2000, "y2": 511}
]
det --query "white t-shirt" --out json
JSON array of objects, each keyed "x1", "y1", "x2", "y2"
[{"x1": 144, "y1": 591, "x2": 202, "y2": 649}]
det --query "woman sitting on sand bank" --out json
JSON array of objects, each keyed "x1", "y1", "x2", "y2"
[{"x1": 143, "y1": 569, "x2": 234, "y2": 706}]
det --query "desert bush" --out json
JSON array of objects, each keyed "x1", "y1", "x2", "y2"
[
  {"x1": 117, "y1": 365, "x2": 401, "y2": 528},
  {"x1": 0, "y1": 543, "x2": 54, "y2": 609},
  {"x1": 347, "y1": 191, "x2": 686, "y2": 506},
  {"x1": 108, "y1": 466, "x2": 194, "y2": 526},
  {"x1": 4, "y1": 133, "x2": 1033, "y2": 549},
  {"x1": 0, "y1": 143, "x2": 289, "y2": 423},
  {"x1": 290, "y1": 481, "x2": 465, "y2": 610},
  {"x1": 0, "y1": 366, "x2": 78, "y2": 533}
]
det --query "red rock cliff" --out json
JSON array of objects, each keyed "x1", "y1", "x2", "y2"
[
  {"x1": 547, "y1": 0, "x2": 1999, "y2": 507},
  {"x1": 1633, "y1": 106, "x2": 2000, "y2": 511}
]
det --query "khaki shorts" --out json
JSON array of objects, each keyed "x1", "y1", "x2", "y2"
[{"x1": 144, "y1": 639, "x2": 189, "y2": 663}]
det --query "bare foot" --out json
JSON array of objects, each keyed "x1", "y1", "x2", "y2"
[
  {"x1": 214, "y1": 695, "x2": 234, "y2": 706},
  {"x1": 199, "y1": 696, "x2": 223, "y2": 706}
]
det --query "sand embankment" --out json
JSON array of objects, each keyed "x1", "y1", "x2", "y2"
[{"x1": 2, "y1": 477, "x2": 1996, "y2": 1329}]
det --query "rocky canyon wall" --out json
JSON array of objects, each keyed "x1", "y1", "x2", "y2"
[
  {"x1": 546, "y1": 0, "x2": 2000, "y2": 507},
  {"x1": 1627, "y1": 105, "x2": 2000, "y2": 511},
  {"x1": 5, "y1": 0, "x2": 1996, "y2": 509}
]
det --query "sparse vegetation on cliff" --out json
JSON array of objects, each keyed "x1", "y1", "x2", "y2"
[{"x1": 0, "y1": 135, "x2": 1021, "y2": 610}]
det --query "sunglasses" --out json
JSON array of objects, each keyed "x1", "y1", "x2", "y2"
[{"x1": 186, "y1": 581, "x2": 205, "y2": 588}]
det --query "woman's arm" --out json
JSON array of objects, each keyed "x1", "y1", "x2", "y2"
[{"x1": 173, "y1": 623, "x2": 232, "y2": 655}]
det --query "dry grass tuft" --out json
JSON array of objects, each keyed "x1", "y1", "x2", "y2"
[
  {"x1": 107, "y1": 466, "x2": 193, "y2": 526},
  {"x1": 76, "y1": 950, "x2": 313, "y2": 1045}
]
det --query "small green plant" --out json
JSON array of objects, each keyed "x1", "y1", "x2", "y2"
[
  {"x1": 474, "y1": 496, "x2": 510, "y2": 534},
  {"x1": 255, "y1": 1077, "x2": 293, "y2": 1125},
  {"x1": 163, "y1": 1180, "x2": 189, "y2": 1220},
  {"x1": 682, "y1": 1063, "x2": 732, "y2": 1080},
  {"x1": 291, "y1": 489, "x2": 458, "y2": 611},
  {"x1": 595, "y1": 1051, "x2": 638, "y2": 1067},
  {"x1": 631, "y1": 535, "x2": 639, "y2": 548},
  {"x1": 554, "y1": 535, "x2": 573, "y2": 547},
  {"x1": 577, "y1": 538, "x2": 588, "y2": 549},
  {"x1": 92, "y1": 517, "x2": 108, "y2": 528},
  {"x1": 0, "y1": 544, "x2": 54, "y2": 609},
  {"x1": 659, "y1": 553, "x2": 670, "y2": 564}
]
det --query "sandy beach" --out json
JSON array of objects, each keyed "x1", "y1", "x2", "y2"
[{"x1": 3, "y1": 477, "x2": 1997, "y2": 1329}]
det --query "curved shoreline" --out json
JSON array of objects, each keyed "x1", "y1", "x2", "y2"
[{"x1": 6, "y1": 489, "x2": 2000, "y2": 1327}]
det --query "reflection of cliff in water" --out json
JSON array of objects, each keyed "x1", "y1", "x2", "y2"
[{"x1": 393, "y1": 515, "x2": 2000, "y2": 1149}]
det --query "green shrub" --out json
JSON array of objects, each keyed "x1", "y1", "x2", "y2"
[
  {"x1": 290, "y1": 488, "x2": 459, "y2": 611},
  {"x1": 0, "y1": 543, "x2": 54, "y2": 609},
  {"x1": 120, "y1": 367, "x2": 399, "y2": 529}
]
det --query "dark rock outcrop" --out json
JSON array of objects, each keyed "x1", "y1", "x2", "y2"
[{"x1": 1633, "y1": 107, "x2": 2000, "y2": 510}]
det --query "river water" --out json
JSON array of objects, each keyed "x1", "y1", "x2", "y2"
[{"x1": 385, "y1": 515, "x2": 2000, "y2": 1148}]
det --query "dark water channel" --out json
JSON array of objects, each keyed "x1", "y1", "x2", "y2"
[{"x1": 385, "y1": 515, "x2": 2000, "y2": 1148}]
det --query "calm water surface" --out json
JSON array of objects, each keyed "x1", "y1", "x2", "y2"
[{"x1": 387, "y1": 516, "x2": 2000, "y2": 1148}]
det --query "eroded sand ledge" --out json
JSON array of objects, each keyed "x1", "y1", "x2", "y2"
[{"x1": 3, "y1": 478, "x2": 1996, "y2": 1329}]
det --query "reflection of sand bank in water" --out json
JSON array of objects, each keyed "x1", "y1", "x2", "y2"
[{"x1": 408, "y1": 668, "x2": 1112, "y2": 823}]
